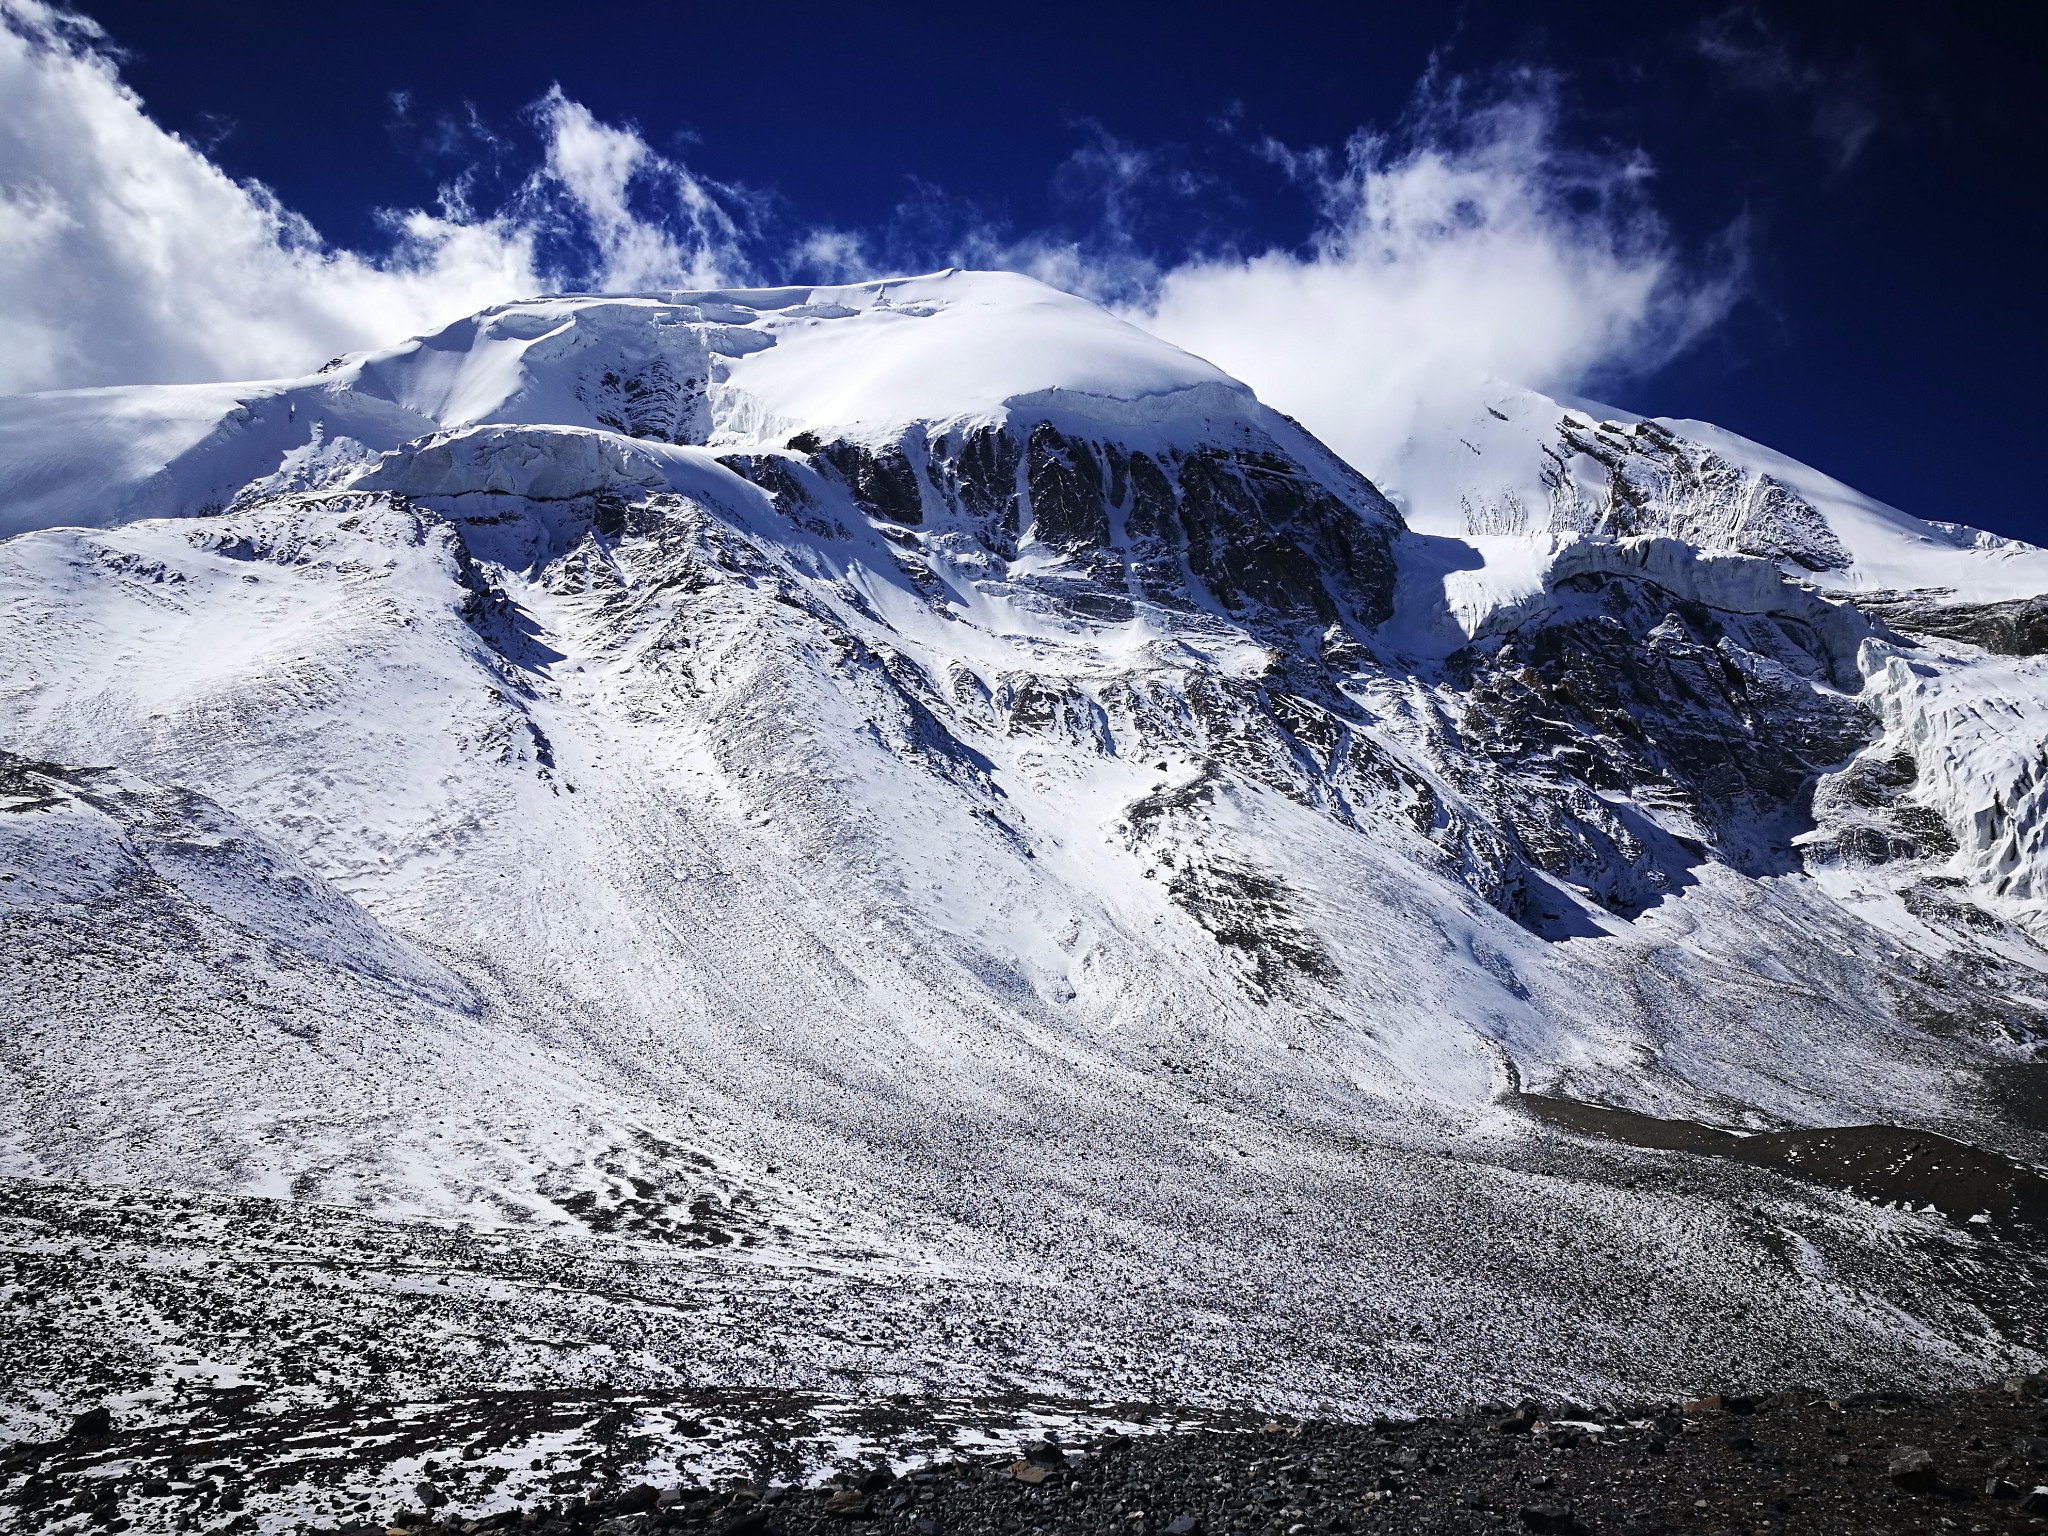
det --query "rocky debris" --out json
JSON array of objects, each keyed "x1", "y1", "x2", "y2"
[
  {"x1": 536, "y1": 1131, "x2": 768, "y2": 1247},
  {"x1": 1521, "y1": 1093, "x2": 2048, "y2": 1236},
  {"x1": 14, "y1": 1381, "x2": 2048, "y2": 1536},
  {"x1": 1517, "y1": 1503, "x2": 1589, "y2": 1534},
  {"x1": 1854, "y1": 591, "x2": 2048, "y2": 657},
  {"x1": 1161, "y1": 849, "x2": 1339, "y2": 996},
  {"x1": 1886, "y1": 1444, "x2": 1938, "y2": 1491}
]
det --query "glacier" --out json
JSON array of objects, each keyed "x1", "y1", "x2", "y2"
[{"x1": 0, "y1": 270, "x2": 2044, "y2": 1513}]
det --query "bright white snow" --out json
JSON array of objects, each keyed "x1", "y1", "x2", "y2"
[{"x1": 2, "y1": 271, "x2": 2046, "y2": 1439}]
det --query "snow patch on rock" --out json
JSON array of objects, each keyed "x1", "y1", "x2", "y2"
[{"x1": 1862, "y1": 640, "x2": 2048, "y2": 925}]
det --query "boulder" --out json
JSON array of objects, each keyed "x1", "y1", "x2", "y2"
[{"x1": 1886, "y1": 1446, "x2": 1938, "y2": 1494}]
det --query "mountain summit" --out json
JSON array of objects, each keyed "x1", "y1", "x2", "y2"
[{"x1": 2, "y1": 272, "x2": 2045, "y2": 1496}]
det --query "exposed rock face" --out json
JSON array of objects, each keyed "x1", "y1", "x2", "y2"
[
  {"x1": 792, "y1": 422, "x2": 1401, "y2": 633},
  {"x1": 325, "y1": 437, "x2": 1896, "y2": 954},
  {"x1": 1806, "y1": 750, "x2": 1960, "y2": 868},
  {"x1": 793, "y1": 434, "x2": 925, "y2": 526},
  {"x1": 1547, "y1": 417, "x2": 1853, "y2": 571},
  {"x1": 1451, "y1": 568, "x2": 1873, "y2": 886},
  {"x1": 583, "y1": 353, "x2": 704, "y2": 443},
  {"x1": 1451, "y1": 410, "x2": 1854, "y2": 572},
  {"x1": 1853, "y1": 590, "x2": 2048, "y2": 656}
]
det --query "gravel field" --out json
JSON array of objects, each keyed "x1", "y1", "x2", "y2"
[{"x1": 11, "y1": 1379, "x2": 2048, "y2": 1536}]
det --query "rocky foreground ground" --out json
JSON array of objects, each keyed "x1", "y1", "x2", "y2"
[{"x1": 10, "y1": 1379, "x2": 2048, "y2": 1536}]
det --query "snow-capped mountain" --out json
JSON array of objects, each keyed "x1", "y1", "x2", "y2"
[
  {"x1": 2, "y1": 271, "x2": 2045, "y2": 1497},
  {"x1": 1376, "y1": 377, "x2": 2048, "y2": 599}
]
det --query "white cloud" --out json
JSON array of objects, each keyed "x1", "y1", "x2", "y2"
[
  {"x1": 0, "y1": 1, "x2": 752, "y2": 392},
  {"x1": 527, "y1": 88, "x2": 753, "y2": 293},
  {"x1": 1123, "y1": 75, "x2": 1740, "y2": 485},
  {"x1": 0, "y1": 2, "x2": 1738, "y2": 495},
  {"x1": 789, "y1": 227, "x2": 878, "y2": 284},
  {"x1": 1692, "y1": 8, "x2": 1878, "y2": 174}
]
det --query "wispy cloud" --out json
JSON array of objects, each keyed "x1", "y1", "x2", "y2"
[
  {"x1": 521, "y1": 87, "x2": 759, "y2": 293},
  {"x1": 1120, "y1": 71, "x2": 1743, "y2": 480},
  {"x1": 0, "y1": 1, "x2": 1741, "y2": 495},
  {"x1": 0, "y1": 0, "x2": 757, "y2": 392},
  {"x1": 1692, "y1": 6, "x2": 1879, "y2": 174}
]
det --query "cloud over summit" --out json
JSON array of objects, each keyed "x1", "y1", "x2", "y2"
[
  {"x1": 0, "y1": 1, "x2": 1735, "y2": 490},
  {"x1": 1126, "y1": 75, "x2": 1740, "y2": 481}
]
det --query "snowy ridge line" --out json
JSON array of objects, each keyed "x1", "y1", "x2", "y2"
[{"x1": 1379, "y1": 379, "x2": 2048, "y2": 606}]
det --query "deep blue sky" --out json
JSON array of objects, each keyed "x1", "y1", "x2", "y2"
[{"x1": 66, "y1": 0, "x2": 2047, "y2": 539}]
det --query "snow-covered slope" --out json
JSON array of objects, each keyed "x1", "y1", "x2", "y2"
[
  {"x1": 1377, "y1": 377, "x2": 2048, "y2": 605},
  {"x1": 2, "y1": 273, "x2": 2046, "y2": 1463},
  {"x1": 0, "y1": 272, "x2": 1279, "y2": 538},
  {"x1": 1364, "y1": 375, "x2": 2048, "y2": 942}
]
